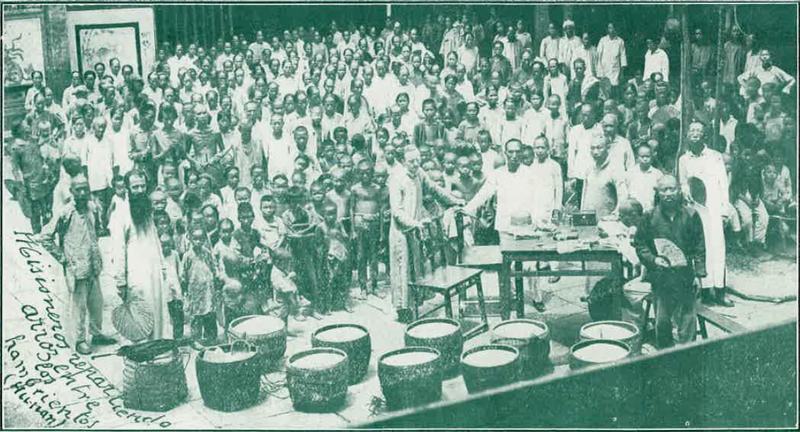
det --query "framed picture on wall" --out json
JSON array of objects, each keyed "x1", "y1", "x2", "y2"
[
  {"x1": 75, "y1": 22, "x2": 142, "y2": 76},
  {"x1": 3, "y1": 16, "x2": 45, "y2": 86}
]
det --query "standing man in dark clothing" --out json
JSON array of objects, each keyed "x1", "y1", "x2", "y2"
[
  {"x1": 634, "y1": 175, "x2": 707, "y2": 348},
  {"x1": 8, "y1": 122, "x2": 52, "y2": 233}
]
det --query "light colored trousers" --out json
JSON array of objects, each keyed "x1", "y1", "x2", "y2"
[
  {"x1": 499, "y1": 232, "x2": 543, "y2": 303},
  {"x1": 734, "y1": 198, "x2": 768, "y2": 244},
  {"x1": 70, "y1": 276, "x2": 104, "y2": 344}
]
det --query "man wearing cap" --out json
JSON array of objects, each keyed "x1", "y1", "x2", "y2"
[
  {"x1": 40, "y1": 175, "x2": 117, "y2": 354},
  {"x1": 559, "y1": 19, "x2": 582, "y2": 77}
]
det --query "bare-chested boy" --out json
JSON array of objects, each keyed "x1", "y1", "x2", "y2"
[
  {"x1": 325, "y1": 166, "x2": 351, "y2": 228},
  {"x1": 349, "y1": 159, "x2": 383, "y2": 299}
]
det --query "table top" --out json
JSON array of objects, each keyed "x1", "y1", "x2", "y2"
[{"x1": 499, "y1": 225, "x2": 619, "y2": 254}]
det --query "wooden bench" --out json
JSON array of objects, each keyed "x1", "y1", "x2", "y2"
[
  {"x1": 642, "y1": 296, "x2": 747, "y2": 339},
  {"x1": 696, "y1": 304, "x2": 747, "y2": 338}
]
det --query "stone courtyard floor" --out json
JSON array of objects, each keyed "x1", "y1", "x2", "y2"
[{"x1": 3, "y1": 185, "x2": 797, "y2": 429}]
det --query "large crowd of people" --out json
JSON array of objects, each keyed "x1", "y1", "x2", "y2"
[{"x1": 5, "y1": 8, "x2": 797, "y2": 354}]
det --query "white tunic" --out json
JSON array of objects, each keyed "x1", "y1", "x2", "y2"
[
  {"x1": 678, "y1": 147, "x2": 729, "y2": 288},
  {"x1": 597, "y1": 35, "x2": 628, "y2": 86}
]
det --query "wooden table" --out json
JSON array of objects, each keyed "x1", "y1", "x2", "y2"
[{"x1": 498, "y1": 226, "x2": 624, "y2": 320}]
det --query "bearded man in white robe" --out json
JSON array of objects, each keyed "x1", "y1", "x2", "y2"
[{"x1": 110, "y1": 170, "x2": 170, "y2": 339}]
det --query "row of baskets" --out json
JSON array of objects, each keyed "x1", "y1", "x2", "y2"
[{"x1": 122, "y1": 314, "x2": 641, "y2": 414}]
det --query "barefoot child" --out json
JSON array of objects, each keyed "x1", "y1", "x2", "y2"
[
  {"x1": 321, "y1": 202, "x2": 353, "y2": 311},
  {"x1": 161, "y1": 230, "x2": 184, "y2": 339},
  {"x1": 349, "y1": 159, "x2": 383, "y2": 299},
  {"x1": 181, "y1": 227, "x2": 219, "y2": 346}
]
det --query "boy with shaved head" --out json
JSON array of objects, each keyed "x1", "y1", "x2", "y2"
[{"x1": 349, "y1": 159, "x2": 383, "y2": 299}]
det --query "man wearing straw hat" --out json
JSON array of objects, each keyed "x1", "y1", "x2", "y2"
[{"x1": 39, "y1": 175, "x2": 116, "y2": 354}]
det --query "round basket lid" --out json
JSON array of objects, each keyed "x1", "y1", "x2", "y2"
[
  {"x1": 229, "y1": 315, "x2": 286, "y2": 336},
  {"x1": 462, "y1": 346, "x2": 517, "y2": 368},
  {"x1": 406, "y1": 320, "x2": 459, "y2": 339},
  {"x1": 580, "y1": 321, "x2": 637, "y2": 341},
  {"x1": 315, "y1": 325, "x2": 367, "y2": 343},
  {"x1": 290, "y1": 350, "x2": 346, "y2": 370},
  {"x1": 202, "y1": 346, "x2": 257, "y2": 364},
  {"x1": 493, "y1": 321, "x2": 546, "y2": 340},
  {"x1": 572, "y1": 340, "x2": 629, "y2": 363},
  {"x1": 381, "y1": 349, "x2": 439, "y2": 367}
]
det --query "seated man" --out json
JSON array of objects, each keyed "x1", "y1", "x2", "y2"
[
  {"x1": 634, "y1": 175, "x2": 706, "y2": 348},
  {"x1": 762, "y1": 157, "x2": 797, "y2": 253},
  {"x1": 729, "y1": 149, "x2": 769, "y2": 255}
]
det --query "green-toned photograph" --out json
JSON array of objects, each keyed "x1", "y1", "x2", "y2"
[{"x1": 2, "y1": 1, "x2": 797, "y2": 429}]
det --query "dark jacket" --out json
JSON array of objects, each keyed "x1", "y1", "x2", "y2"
[{"x1": 634, "y1": 202, "x2": 707, "y2": 289}]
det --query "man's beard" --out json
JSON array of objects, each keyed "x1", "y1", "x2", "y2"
[{"x1": 129, "y1": 191, "x2": 153, "y2": 231}]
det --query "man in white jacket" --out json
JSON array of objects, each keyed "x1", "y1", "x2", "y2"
[
  {"x1": 462, "y1": 139, "x2": 547, "y2": 312},
  {"x1": 643, "y1": 38, "x2": 670, "y2": 82}
]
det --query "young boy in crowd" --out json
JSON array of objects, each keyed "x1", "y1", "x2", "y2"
[
  {"x1": 233, "y1": 202, "x2": 273, "y2": 318},
  {"x1": 326, "y1": 167, "x2": 352, "y2": 226},
  {"x1": 181, "y1": 226, "x2": 219, "y2": 346},
  {"x1": 257, "y1": 195, "x2": 305, "y2": 325},
  {"x1": 161, "y1": 229, "x2": 184, "y2": 340},
  {"x1": 349, "y1": 159, "x2": 383, "y2": 299},
  {"x1": 321, "y1": 201, "x2": 353, "y2": 311},
  {"x1": 283, "y1": 186, "x2": 325, "y2": 318},
  {"x1": 219, "y1": 166, "x2": 240, "y2": 221}
]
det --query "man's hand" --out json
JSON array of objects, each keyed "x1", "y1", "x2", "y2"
[
  {"x1": 116, "y1": 284, "x2": 129, "y2": 301},
  {"x1": 654, "y1": 256, "x2": 670, "y2": 269}
]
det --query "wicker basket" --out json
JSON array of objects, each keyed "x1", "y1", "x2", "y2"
[{"x1": 122, "y1": 349, "x2": 188, "y2": 412}]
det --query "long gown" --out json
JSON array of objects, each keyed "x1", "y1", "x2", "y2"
[
  {"x1": 110, "y1": 211, "x2": 169, "y2": 340},
  {"x1": 388, "y1": 167, "x2": 458, "y2": 310},
  {"x1": 679, "y1": 147, "x2": 729, "y2": 289}
]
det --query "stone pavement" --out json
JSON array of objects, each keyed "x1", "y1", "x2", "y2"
[{"x1": 2, "y1": 184, "x2": 796, "y2": 429}]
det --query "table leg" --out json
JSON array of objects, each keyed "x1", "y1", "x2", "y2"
[
  {"x1": 514, "y1": 261, "x2": 524, "y2": 318},
  {"x1": 475, "y1": 276, "x2": 488, "y2": 328},
  {"x1": 499, "y1": 255, "x2": 511, "y2": 320},
  {"x1": 444, "y1": 290, "x2": 454, "y2": 318},
  {"x1": 611, "y1": 256, "x2": 623, "y2": 320}
]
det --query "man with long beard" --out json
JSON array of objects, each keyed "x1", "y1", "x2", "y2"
[
  {"x1": 678, "y1": 121, "x2": 733, "y2": 307},
  {"x1": 634, "y1": 175, "x2": 706, "y2": 348},
  {"x1": 110, "y1": 170, "x2": 169, "y2": 340}
]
